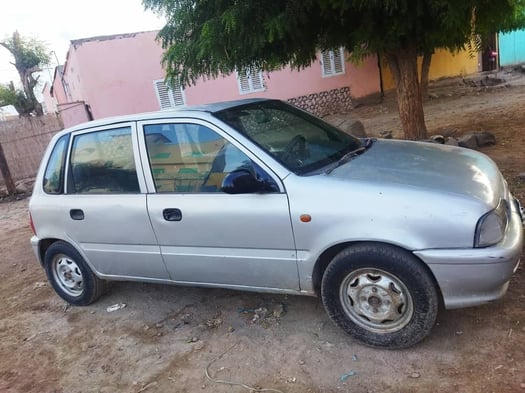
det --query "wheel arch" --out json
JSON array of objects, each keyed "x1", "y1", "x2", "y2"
[
  {"x1": 37, "y1": 238, "x2": 62, "y2": 267},
  {"x1": 311, "y1": 241, "x2": 444, "y2": 308}
]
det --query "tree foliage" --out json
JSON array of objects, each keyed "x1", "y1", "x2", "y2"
[
  {"x1": 144, "y1": 0, "x2": 525, "y2": 140},
  {"x1": 0, "y1": 31, "x2": 50, "y2": 117},
  {"x1": 0, "y1": 82, "x2": 35, "y2": 116}
]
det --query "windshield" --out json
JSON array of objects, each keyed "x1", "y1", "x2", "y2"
[{"x1": 213, "y1": 100, "x2": 362, "y2": 174}]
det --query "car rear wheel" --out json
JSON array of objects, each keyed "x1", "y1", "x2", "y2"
[
  {"x1": 321, "y1": 243, "x2": 438, "y2": 348},
  {"x1": 44, "y1": 241, "x2": 105, "y2": 306}
]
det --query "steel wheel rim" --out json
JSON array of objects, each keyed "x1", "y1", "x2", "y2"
[
  {"x1": 339, "y1": 268, "x2": 413, "y2": 333},
  {"x1": 51, "y1": 253, "x2": 84, "y2": 297}
]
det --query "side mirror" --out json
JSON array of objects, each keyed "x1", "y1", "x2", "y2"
[{"x1": 221, "y1": 169, "x2": 261, "y2": 194}]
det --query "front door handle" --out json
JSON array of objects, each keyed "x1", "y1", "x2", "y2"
[
  {"x1": 70, "y1": 209, "x2": 84, "y2": 220},
  {"x1": 163, "y1": 208, "x2": 182, "y2": 221}
]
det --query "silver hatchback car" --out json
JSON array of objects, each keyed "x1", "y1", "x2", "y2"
[{"x1": 29, "y1": 98, "x2": 523, "y2": 348}]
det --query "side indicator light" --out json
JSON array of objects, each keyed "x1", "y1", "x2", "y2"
[{"x1": 300, "y1": 214, "x2": 312, "y2": 223}]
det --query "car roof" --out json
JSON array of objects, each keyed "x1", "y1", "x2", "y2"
[{"x1": 62, "y1": 98, "x2": 273, "y2": 133}]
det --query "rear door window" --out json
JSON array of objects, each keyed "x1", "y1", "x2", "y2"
[{"x1": 69, "y1": 127, "x2": 140, "y2": 194}]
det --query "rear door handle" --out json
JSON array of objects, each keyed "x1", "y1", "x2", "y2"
[
  {"x1": 70, "y1": 209, "x2": 84, "y2": 220},
  {"x1": 163, "y1": 208, "x2": 182, "y2": 221}
]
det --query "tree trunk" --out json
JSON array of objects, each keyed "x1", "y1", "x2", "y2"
[
  {"x1": 420, "y1": 51, "x2": 432, "y2": 99},
  {"x1": 16, "y1": 67, "x2": 43, "y2": 116},
  {"x1": 0, "y1": 143, "x2": 16, "y2": 196},
  {"x1": 385, "y1": 47, "x2": 428, "y2": 140}
]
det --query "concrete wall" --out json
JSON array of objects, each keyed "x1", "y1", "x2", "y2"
[
  {"x1": 58, "y1": 102, "x2": 91, "y2": 129},
  {"x1": 381, "y1": 48, "x2": 479, "y2": 90},
  {"x1": 499, "y1": 29, "x2": 525, "y2": 67},
  {"x1": 68, "y1": 31, "x2": 165, "y2": 119},
  {"x1": 184, "y1": 56, "x2": 380, "y2": 105},
  {"x1": 57, "y1": 31, "x2": 381, "y2": 125},
  {"x1": 0, "y1": 115, "x2": 63, "y2": 182}
]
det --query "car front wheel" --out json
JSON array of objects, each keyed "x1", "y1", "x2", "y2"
[
  {"x1": 321, "y1": 243, "x2": 438, "y2": 349},
  {"x1": 44, "y1": 241, "x2": 105, "y2": 306}
]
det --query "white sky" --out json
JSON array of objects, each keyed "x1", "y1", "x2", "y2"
[{"x1": 0, "y1": 0, "x2": 165, "y2": 85}]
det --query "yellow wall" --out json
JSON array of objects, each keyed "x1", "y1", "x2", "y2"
[{"x1": 381, "y1": 48, "x2": 479, "y2": 90}]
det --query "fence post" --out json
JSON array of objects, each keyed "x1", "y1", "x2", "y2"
[{"x1": 0, "y1": 142, "x2": 16, "y2": 195}]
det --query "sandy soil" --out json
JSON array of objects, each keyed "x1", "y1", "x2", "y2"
[{"x1": 1, "y1": 77, "x2": 524, "y2": 393}]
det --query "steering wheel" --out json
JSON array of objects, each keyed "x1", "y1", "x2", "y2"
[{"x1": 281, "y1": 134, "x2": 309, "y2": 166}]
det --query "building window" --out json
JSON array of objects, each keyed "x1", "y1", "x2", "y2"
[
  {"x1": 237, "y1": 68, "x2": 265, "y2": 94},
  {"x1": 154, "y1": 79, "x2": 185, "y2": 109},
  {"x1": 321, "y1": 48, "x2": 345, "y2": 77}
]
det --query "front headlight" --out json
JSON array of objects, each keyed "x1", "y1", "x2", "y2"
[{"x1": 474, "y1": 201, "x2": 508, "y2": 247}]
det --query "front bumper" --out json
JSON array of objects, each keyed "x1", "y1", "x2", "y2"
[{"x1": 414, "y1": 198, "x2": 523, "y2": 309}]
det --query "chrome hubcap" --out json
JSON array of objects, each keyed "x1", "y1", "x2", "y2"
[
  {"x1": 52, "y1": 254, "x2": 84, "y2": 297},
  {"x1": 340, "y1": 268, "x2": 413, "y2": 333}
]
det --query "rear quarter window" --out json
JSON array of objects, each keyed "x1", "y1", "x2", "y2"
[{"x1": 43, "y1": 134, "x2": 69, "y2": 194}]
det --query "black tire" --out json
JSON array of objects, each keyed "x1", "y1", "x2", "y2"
[
  {"x1": 44, "y1": 241, "x2": 105, "y2": 306},
  {"x1": 321, "y1": 243, "x2": 438, "y2": 349}
]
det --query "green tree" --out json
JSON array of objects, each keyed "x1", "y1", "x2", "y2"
[
  {"x1": 144, "y1": 0, "x2": 525, "y2": 140},
  {"x1": 0, "y1": 31, "x2": 50, "y2": 117},
  {"x1": 0, "y1": 81, "x2": 36, "y2": 116}
]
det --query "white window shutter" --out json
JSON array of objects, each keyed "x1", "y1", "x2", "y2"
[
  {"x1": 333, "y1": 48, "x2": 344, "y2": 74},
  {"x1": 239, "y1": 73, "x2": 251, "y2": 94},
  {"x1": 321, "y1": 50, "x2": 332, "y2": 76},
  {"x1": 170, "y1": 78, "x2": 185, "y2": 106},
  {"x1": 250, "y1": 69, "x2": 264, "y2": 91},
  {"x1": 154, "y1": 80, "x2": 172, "y2": 109},
  {"x1": 321, "y1": 48, "x2": 345, "y2": 77},
  {"x1": 154, "y1": 79, "x2": 185, "y2": 109},
  {"x1": 237, "y1": 68, "x2": 265, "y2": 94}
]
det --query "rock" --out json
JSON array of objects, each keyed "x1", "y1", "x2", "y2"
[
  {"x1": 475, "y1": 131, "x2": 497, "y2": 147},
  {"x1": 106, "y1": 303, "x2": 126, "y2": 312},
  {"x1": 345, "y1": 120, "x2": 367, "y2": 138},
  {"x1": 517, "y1": 173, "x2": 525, "y2": 180},
  {"x1": 458, "y1": 134, "x2": 479, "y2": 149},
  {"x1": 273, "y1": 303, "x2": 286, "y2": 318},
  {"x1": 205, "y1": 317, "x2": 222, "y2": 329},
  {"x1": 252, "y1": 307, "x2": 269, "y2": 323},
  {"x1": 15, "y1": 183, "x2": 29, "y2": 193},
  {"x1": 192, "y1": 341, "x2": 205, "y2": 351},
  {"x1": 430, "y1": 134, "x2": 445, "y2": 144},
  {"x1": 379, "y1": 130, "x2": 393, "y2": 139},
  {"x1": 337, "y1": 120, "x2": 367, "y2": 138},
  {"x1": 458, "y1": 131, "x2": 497, "y2": 149},
  {"x1": 445, "y1": 137, "x2": 459, "y2": 146},
  {"x1": 180, "y1": 312, "x2": 193, "y2": 324},
  {"x1": 409, "y1": 372, "x2": 421, "y2": 379}
]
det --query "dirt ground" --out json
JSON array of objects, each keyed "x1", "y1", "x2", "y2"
[{"x1": 1, "y1": 73, "x2": 525, "y2": 393}]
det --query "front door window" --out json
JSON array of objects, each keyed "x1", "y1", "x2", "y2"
[{"x1": 144, "y1": 123, "x2": 276, "y2": 193}]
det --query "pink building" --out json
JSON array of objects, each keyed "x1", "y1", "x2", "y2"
[
  {"x1": 41, "y1": 82, "x2": 56, "y2": 114},
  {"x1": 46, "y1": 31, "x2": 381, "y2": 128}
]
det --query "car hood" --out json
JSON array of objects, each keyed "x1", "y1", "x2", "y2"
[{"x1": 328, "y1": 139, "x2": 504, "y2": 206}]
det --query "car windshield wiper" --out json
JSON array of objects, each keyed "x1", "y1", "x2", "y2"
[{"x1": 325, "y1": 138, "x2": 375, "y2": 174}]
